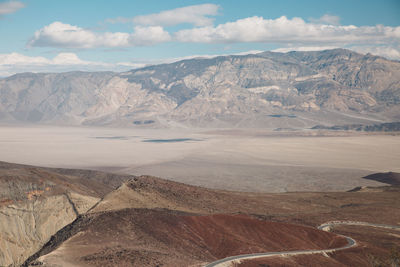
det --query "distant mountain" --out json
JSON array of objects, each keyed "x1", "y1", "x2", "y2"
[{"x1": 1, "y1": 49, "x2": 399, "y2": 128}]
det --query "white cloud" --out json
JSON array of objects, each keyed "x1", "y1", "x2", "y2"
[
  {"x1": 0, "y1": 52, "x2": 146, "y2": 77},
  {"x1": 0, "y1": 53, "x2": 49, "y2": 65},
  {"x1": 129, "y1": 26, "x2": 171, "y2": 46},
  {"x1": 0, "y1": 1, "x2": 25, "y2": 15},
  {"x1": 26, "y1": 15, "x2": 400, "y2": 61},
  {"x1": 0, "y1": 52, "x2": 106, "y2": 67},
  {"x1": 28, "y1": 22, "x2": 129, "y2": 48},
  {"x1": 309, "y1": 14, "x2": 340, "y2": 25},
  {"x1": 28, "y1": 22, "x2": 170, "y2": 48},
  {"x1": 107, "y1": 4, "x2": 219, "y2": 27},
  {"x1": 174, "y1": 16, "x2": 400, "y2": 46},
  {"x1": 51, "y1": 52, "x2": 94, "y2": 65}
]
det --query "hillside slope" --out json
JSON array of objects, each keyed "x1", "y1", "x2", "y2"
[
  {"x1": 27, "y1": 175, "x2": 400, "y2": 267},
  {"x1": 1, "y1": 162, "x2": 399, "y2": 266},
  {"x1": 0, "y1": 161, "x2": 132, "y2": 266}
]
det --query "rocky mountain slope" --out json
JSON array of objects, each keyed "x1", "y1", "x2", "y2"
[{"x1": 1, "y1": 49, "x2": 399, "y2": 128}]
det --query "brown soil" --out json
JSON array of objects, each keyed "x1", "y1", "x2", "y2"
[
  {"x1": 93, "y1": 176, "x2": 400, "y2": 228},
  {"x1": 237, "y1": 254, "x2": 350, "y2": 267},
  {"x1": 0, "y1": 160, "x2": 132, "y2": 204},
  {"x1": 239, "y1": 225, "x2": 400, "y2": 266},
  {"x1": 2, "y1": 161, "x2": 398, "y2": 267},
  {"x1": 36, "y1": 209, "x2": 346, "y2": 267},
  {"x1": 32, "y1": 176, "x2": 400, "y2": 267}
]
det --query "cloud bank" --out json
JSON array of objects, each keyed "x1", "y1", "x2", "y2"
[
  {"x1": 7, "y1": 5, "x2": 400, "y2": 76},
  {"x1": 175, "y1": 16, "x2": 400, "y2": 45},
  {"x1": 0, "y1": 52, "x2": 145, "y2": 77},
  {"x1": 28, "y1": 22, "x2": 171, "y2": 48},
  {"x1": 0, "y1": 1, "x2": 25, "y2": 15},
  {"x1": 28, "y1": 14, "x2": 400, "y2": 60},
  {"x1": 107, "y1": 4, "x2": 220, "y2": 26}
]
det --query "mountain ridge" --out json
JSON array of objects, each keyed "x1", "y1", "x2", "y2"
[{"x1": 1, "y1": 48, "x2": 399, "y2": 128}]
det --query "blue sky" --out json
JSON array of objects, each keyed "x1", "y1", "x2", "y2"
[{"x1": 0, "y1": 0, "x2": 399, "y2": 76}]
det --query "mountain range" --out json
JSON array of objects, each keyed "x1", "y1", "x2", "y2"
[{"x1": 1, "y1": 48, "x2": 399, "y2": 128}]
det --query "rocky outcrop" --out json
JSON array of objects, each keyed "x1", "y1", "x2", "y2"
[
  {"x1": 0, "y1": 193, "x2": 99, "y2": 266},
  {"x1": 0, "y1": 161, "x2": 133, "y2": 267},
  {"x1": 0, "y1": 49, "x2": 399, "y2": 128}
]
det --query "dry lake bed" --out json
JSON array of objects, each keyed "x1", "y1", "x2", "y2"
[{"x1": 1, "y1": 125, "x2": 399, "y2": 192}]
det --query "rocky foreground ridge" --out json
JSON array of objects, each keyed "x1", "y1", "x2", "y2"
[
  {"x1": 1, "y1": 49, "x2": 399, "y2": 128},
  {"x1": 1, "y1": 161, "x2": 400, "y2": 266}
]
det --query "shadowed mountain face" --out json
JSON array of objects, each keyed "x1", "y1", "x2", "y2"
[{"x1": 0, "y1": 49, "x2": 399, "y2": 128}]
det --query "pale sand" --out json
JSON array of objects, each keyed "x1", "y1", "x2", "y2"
[{"x1": 0, "y1": 126, "x2": 399, "y2": 192}]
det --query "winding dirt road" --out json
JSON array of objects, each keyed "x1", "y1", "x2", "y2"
[{"x1": 204, "y1": 221, "x2": 400, "y2": 267}]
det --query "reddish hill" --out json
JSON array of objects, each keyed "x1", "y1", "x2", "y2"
[
  {"x1": 178, "y1": 214, "x2": 346, "y2": 258},
  {"x1": 33, "y1": 209, "x2": 347, "y2": 267},
  {"x1": 239, "y1": 224, "x2": 400, "y2": 267}
]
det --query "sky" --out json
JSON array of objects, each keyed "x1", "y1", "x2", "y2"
[{"x1": 0, "y1": 0, "x2": 399, "y2": 76}]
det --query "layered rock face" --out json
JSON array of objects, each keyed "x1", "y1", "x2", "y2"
[
  {"x1": 0, "y1": 193, "x2": 98, "y2": 266},
  {"x1": 0, "y1": 49, "x2": 399, "y2": 128},
  {"x1": 0, "y1": 162, "x2": 127, "y2": 266}
]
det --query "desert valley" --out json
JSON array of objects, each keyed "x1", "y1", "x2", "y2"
[
  {"x1": 1, "y1": 1, "x2": 400, "y2": 265},
  {"x1": 1, "y1": 48, "x2": 400, "y2": 267}
]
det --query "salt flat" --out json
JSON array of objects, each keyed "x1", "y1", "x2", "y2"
[{"x1": 0, "y1": 126, "x2": 398, "y2": 192}]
